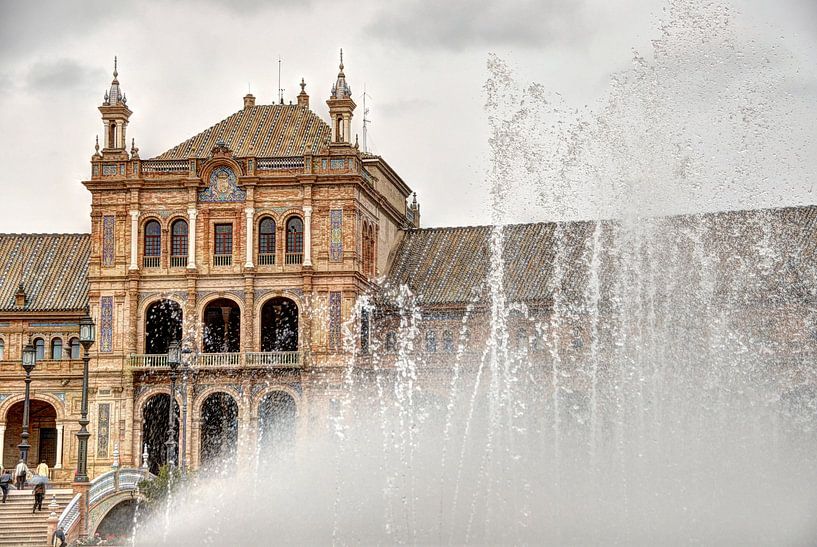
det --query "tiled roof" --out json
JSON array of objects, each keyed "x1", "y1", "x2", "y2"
[
  {"x1": 0, "y1": 234, "x2": 90, "y2": 312},
  {"x1": 384, "y1": 205, "x2": 817, "y2": 307},
  {"x1": 152, "y1": 104, "x2": 331, "y2": 160}
]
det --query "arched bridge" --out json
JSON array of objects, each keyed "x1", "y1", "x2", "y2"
[{"x1": 58, "y1": 467, "x2": 153, "y2": 540}]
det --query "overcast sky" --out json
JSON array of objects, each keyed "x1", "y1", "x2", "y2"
[{"x1": 0, "y1": 0, "x2": 814, "y2": 233}]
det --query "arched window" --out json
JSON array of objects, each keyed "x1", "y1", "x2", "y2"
[
  {"x1": 442, "y1": 330, "x2": 454, "y2": 353},
  {"x1": 143, "y1": 220, "x2": 161, "y2": 268},
  {"x1": 368, "y1": 224, "x2": 376, "y2": 276},
  {"x1": 170, "y1": 219, "x2": 188, "y2": 267},
  {"x1": 385, "y1": 332, "x2": 397, "y2": 353},
  {"x1": 258, "y1": 217, "x2": 276, "y2": 265},
  {"x1": 425, "y1": 330, "x2": 437, "y2": 353},
  {"x1": 108, "y1": 122, "x2": 116, "y2": 148},
  {"x1": 34, "y1": 338, "x2": 45, "y2": 360},
  {"x1": 51, "y1": 338, "x2": 63, "y2": 360},
  {"x1": 285, "y1": 217, "x2": 303, "y2": 264},
  {"x1": 362, "y1": 223, "x2": 370, "y2": 275},
  {"x1": 69, "y1": 337, "x2": 80, "y2": 359},
  {"x1": 0, "y1": 338, "x2": 4, "y2": 360}
]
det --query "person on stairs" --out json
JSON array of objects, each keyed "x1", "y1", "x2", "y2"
[
  {"x1": 36, "y1": 459, "x2": 49, "y2": 478},
  {"x1": 53, "y1": 526, "x2": 67, "y2": 547},
  {"x1": 14, "y1": 459, "x2": 28, "y2": 490},
  {"x1": 32, "y1": 481, "x2": 45, "y2": 513},
  {"x1": 0, "y1": 471, "x2": 11, "y2": 502}
]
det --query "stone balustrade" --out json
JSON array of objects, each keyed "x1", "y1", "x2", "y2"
[{"x1": 129, "y1": 351, "x2": 301, "y2": 369}]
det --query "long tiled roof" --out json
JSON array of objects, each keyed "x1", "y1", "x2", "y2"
[
  {"x1": 0, "y1": 234, "x2": 90, "y2": 312},
  {"x1": 152, "y1": 104, "x2": 331, "y2": 160},
  {"x1": 385, "y1": 205, "x2": 817, "y2": 307}
]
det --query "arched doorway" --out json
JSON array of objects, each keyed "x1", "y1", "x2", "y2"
[
  {"x1": 199, "y1": 393, "x2": 239, "y2": 468},
  {"x1": 94, "y1": 499, "x2": 137, "y2": 542},
  {"x1": 258, "y1": 392, "x2": 297, "y2": 462},
  {"x1": 145, "y1": 299, "x2": 183, "y2": 354},
  {"x1": 3, "y1": 400, "x2": 57, "y2": 469},
  {"x1": 141, "y1": 394, "x2": 179, "y2": 475},
  {"x1": 260, "y1": 297, "x2": 298, "y2": 352},
  {"x1": 202, "y1": 299, "x2": 240, "y2": 353}
]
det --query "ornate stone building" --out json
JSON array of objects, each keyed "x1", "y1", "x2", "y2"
[{"x1": 1, "y1": 53, "x2": 815, "y2": 490}]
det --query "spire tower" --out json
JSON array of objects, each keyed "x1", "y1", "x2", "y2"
[
  {"x1": 98, "y1": 56, "x2": 133, "y2": 158},
  {"x1": 326, "y1": 49, "x2": 356, "y2": 144}
]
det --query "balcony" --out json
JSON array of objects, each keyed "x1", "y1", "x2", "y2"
[
  {"x1": 170, "y1": 255, "x2": 188, "y2": 268},
  {"x1": 258, "y1": 253, "x2": 275, "y2": 265},
  {"x1": 284, "y1": 253, "x2": 303, "y2": 265},
  {"x1": 213, "y1": 254, "x2": 232, "y2": 267},
  {"x1": 143, "y1": 256, "x2": 160, "y2": 268},
  {"x1": 128, "y1": 351, "x2": 301, "y2": 369}
]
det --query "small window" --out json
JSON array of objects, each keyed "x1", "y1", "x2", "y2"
[
  {"x1": 34, "y1": 338, "x2": 45, "y2": 360},
  {"x1": 0, "y1": 338, "x2": 4, "y2": 360},
  {"x1": 425, "y1": 330, "x2": 437, "y2": 353},
  {"x1": 171, "y1": 219, "x2": 188, "y2": 263},
  {"x1": 360, "y1": 309, "x2": 370, "y2": 353},
  {"x1": 69, "y1": 338, "x2": 81, "y2": 359},
  {"x1": 259, "y1": 217, "x2": 276, "y2": 265},
  {"x1": 385, "y1": 332, "x2": 397, "y2": 353},
  {"x1": 214, "y1": 224, "x2": 233, "y2": 266},
  {"x1": 442, "y1": 330, "x2": 454, "y2": 353},
  {"x1": 51, "y1": 338, "x2": 63, "y2": 360},
  {"x1": 144, "y1": 220, "x2": 161, "y2": 257},
  {"x1": 285, "y1": 217, "x2": 303, "y2": 264}
]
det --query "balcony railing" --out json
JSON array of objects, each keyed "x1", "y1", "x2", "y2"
[
  {"x1": 170, "y1": 255, "x2": 188, "y2": 268},
  {"x1": 213, "y1": 254, "x2": 232, "y2": 266},
  {"x1": 285, "y1": 253, "x2": 303, "y2": 265},
  {"x1": 258, "y1": 253, "x2": 275, "y2": 265},
  {"x1": 246, "y1": 351, "x2": 300, "y2": 366},
  {"x1": 128, "y1": 352, "x2": 301, "y2": 369},
  {"x1": 143, "y1": 256, "x2": 160, "y2": 268}
]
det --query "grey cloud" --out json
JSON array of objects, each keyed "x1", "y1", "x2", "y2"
[
  {"x1": 24, "y1": 59, "x2": 106, "y2": 95},
  {"x1": 366, "y1": 0, "x2": 586, "y2": 51}
]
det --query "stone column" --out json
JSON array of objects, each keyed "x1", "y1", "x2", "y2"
[
  {"x1": 245, "y1": 208, "x2": 254, "y2": 267},
  {"x1": 187, "y1": 209, "x2": 198, "y2": 269},
  {"x1": 129, "y1": 210, "x2": 139, "y2": 270},
  {"x1": 303, "y1": 205, "x2": 313, "y2": 267},
  {"x1": 0, "y1": 424, "x2": 5, "y2": 468},
  {"x1": 55, "y1": 424, "x2": 64, "y2": 468}
]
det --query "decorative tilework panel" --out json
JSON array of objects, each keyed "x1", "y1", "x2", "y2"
[
  {"x1": 102, "y1": 215, "x2": 115, "y2": 267},
  {"x1": 330, "y1": 159, "x2": 345, "y2": 170},
  {"x1": 100, "y1": 296, "x2": 114, "y2": 353},
  {"x1": 102, "y1": 165, "x2": 117, "y2": 176},
  {"x1": 97, "y1": 403, "x2": 110, "y2": 457},
  {"x1": 92, "y1": 165, "x2": 99, "y2": 177},
  {"x1": 329, "y1": 209, "x2": 343, "y2": 262},
  {"x1": 321, "y1": 159, "x2": 327, "y2": 170},
  {"x1": 119, "y1": 164, "x2": 125, "y2": 175},
  {"x1": 198, "y1": 166, "x2": 246, "y2": 203},
  {"x1": 329, "y1": 291, "x2": 342, "y2": 351}
]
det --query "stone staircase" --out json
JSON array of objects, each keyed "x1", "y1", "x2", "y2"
[{"x1": 0, "y1": 488, "x2": 74, "y2": 546}]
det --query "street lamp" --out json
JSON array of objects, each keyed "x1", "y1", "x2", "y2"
[
  {"x1": 75, "y1": 309, "x2": 95, "y2": 482},
  {"x1": 18, "y1": 342, "x2": 37, "y2": 464},
  {"x1": 180, "y1": 344, "x2": 193, "y2": 477},
  {"x1": 165, "y1": 340, "x2": 180, "y2": 468}
]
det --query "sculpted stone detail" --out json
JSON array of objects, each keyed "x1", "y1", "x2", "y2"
[{"x1": 198, "y1": 166, "x2": 246, "y2": 203}]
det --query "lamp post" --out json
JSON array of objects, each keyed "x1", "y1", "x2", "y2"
[
  {"x1": 75, "y1": 310, "x2": 95, "y2": 482},
  {"x1": 165, "y1": 340, "x2": 180, "y2": 468},
  {"x1": 18, "y1": 342, "x2": 37, "y2": 464},
  {"x1": 180, "y1": 345, "x2": 193, "y2": 477}
]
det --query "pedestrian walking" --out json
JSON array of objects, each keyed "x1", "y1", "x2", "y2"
[
  {"x1": 53, "y1": 526, "x2": 67, "y2": 547},
  {"x1": 36, "y1": 459, "x2": 49, "y2": 478},
  {"x1": 32, "y1": 481, "x2": 45, "y2": 513},
  {"x1": 14, "y1": 460, "x2": 27, "y2": 490},
  {"x1": 0, "y1": 471, "x2": 10, "y2": 503}
]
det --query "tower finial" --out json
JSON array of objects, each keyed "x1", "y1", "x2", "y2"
[
  {"x1": 339, "y1": 48, "x2": 344, "y2": 71},
  {"x1": 300, "y1": 78, "x2": 306, "y2": 93},
  {"x1": 95, "y1": 135, "x2": 99, "y2": 152},
  {"x1": 113, "y1": 56, "x2": 118, "y2": 79}
]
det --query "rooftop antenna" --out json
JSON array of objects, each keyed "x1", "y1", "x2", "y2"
[
  {"x1": 362, "y1": 84, "x2": 372, "y2": 153},
  {"x1": 277, "y1": 56, "x2": 284, "y2": 105}
]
